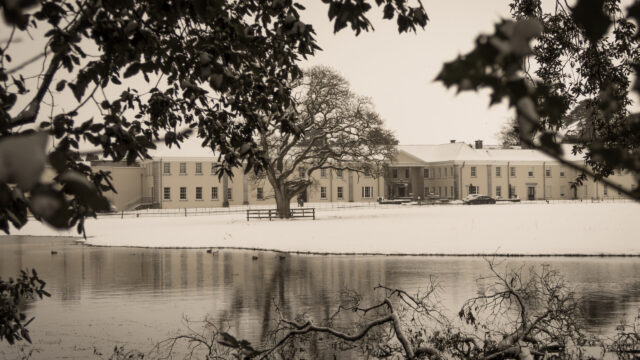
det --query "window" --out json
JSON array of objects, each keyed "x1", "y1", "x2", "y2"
[
  {"x1": 560, "y1": 186, "x2": 565, "y2": 197},
  {"x1": 163, "y1": 187, "x2": 171, "y2": 200},
  {"x1": 528, "y1": 167, "x2": 534, "y2": 177},
  {"x1": 510, "y1": 167, "x2": 516, "y2": 177},
  {"x1": 320, "y1": 186, "x2": 327, "y2": 199},
  {"x1": 603, "y1": 184, "x2": 608, "y2": 196},
  {"x1": 257, "y1": 187, "x2": 264, "y2": 200},
  {"x1": 195, "y1": 187, "x2": 202, "y2": 200},
  {"x1": 320, "y1": 168, "x2": 327, "y2": 177},
  {"x1": 405, "y1": 169, "x2": 410, "y2": 178},
  {"x1": 444, "y1": 167, "x2": 447, "y2": 177},
  {"x1": 424, "y1": 168, "x2": 430, "y2": 178},
  {"x1": 180, "y1": 187, "x2": 187, "y2": 200},
  {"x1": 545, "y1": 168, "x2": 551, "y2": 177},
  {"x1": 337, "y1": 187, "x2": 343, "y2": 199},
  {"x1": 211, "y1": 187, "x2": 218, "y2": 200},
  {"x1": 509, "y1": 185, "x2": 516, "y2": 198},
  {"x1": 392, "y1": 169, "x2": 398, "y2": 178},
  {"x1": 163, "y1": 163, "x2": 171, "y2": 174},
  {"x1": 560, "y1": 168, "x2": 566, "y2": 177},
  {"x1": 469, "y1": 185, "x2": 479, "y2": 195},
  {"x1": 195, "y1": 162, "x2": 202, "y2": 174},
  {"x1": 180, "y1": 162, "x2": 187, "y2": 175},
  {"x1": 437, "y1": 168, "x2": 441, "y2": 178},
  {"x1": 450, "y1": 186, "x2": 454, "y2": 198},
  {"x1": 444, "y1": 187, "x2": 447, "y2": 197},
  {"x1": 336, "y1": 169, "x2": 343, "y2": 178},
  {"x1": 496, "y1": 186, "x2": 502, "y2": 197},
  {"x1": 362, "y1": 186, "x2": 373, "y2": 198},
  {"x1": 496, "y1": 166, "x2": 501, "y2": 177},
  {"x1": 298, "y1": 167, "x2": 305, "y2": 178},
  {"x1": 227, "y1": 188, "x2": 233, "y2": 201},
  {"x1": 470, "y1": 166, "x2": 477, "y2": 177}
]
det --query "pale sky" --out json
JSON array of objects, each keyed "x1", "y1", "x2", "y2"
[
  {"x1": 298, "y1": 0, "x2": 516, "y2": 146},
  {"x1": 3, "y1": 1, "x2": 598, "y2": 147}
]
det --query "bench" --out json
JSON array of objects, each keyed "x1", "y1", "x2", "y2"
[{"x1": 246, "y1": 208, "x2": 315, "y2": 221}]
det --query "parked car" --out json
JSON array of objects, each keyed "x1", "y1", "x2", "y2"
[{"x1": 463, "y1": 195, "x2": 496, "y2": 205}]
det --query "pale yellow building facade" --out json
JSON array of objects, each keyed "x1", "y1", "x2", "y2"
[{"x1": 76, "y1": 142, "x2": 637, "y2": 210}]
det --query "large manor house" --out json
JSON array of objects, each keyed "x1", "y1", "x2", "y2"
[{"x1": 85, "y1": 140, "x2": 636, "y2": 211}]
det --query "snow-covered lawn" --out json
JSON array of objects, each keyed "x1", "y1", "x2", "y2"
[{"x1": 8, "y1": 202, "x2": 640, "y2": 255}]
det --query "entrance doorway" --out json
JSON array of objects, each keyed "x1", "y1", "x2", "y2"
[
  {"x1": 527, "y1": 186, "x2": 535, "y2": 200},
  {"x1": 397, "y1": 185, "x2": 406, "y2": 197}
]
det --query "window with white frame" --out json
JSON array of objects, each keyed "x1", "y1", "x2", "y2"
[
  {"x1": 211, "y1": 187, "x2": 218, "y2": 200},
  {"x1": 163, "y1": 187, "x2": 171, "y2": 200},
  {"x1": 468, "y1": 185, "x2": 479, "y2": 195},
  {"x1": 510, "y1": 167, "x2": 516, "y2": 177},
  {"x1": 496, "y1": 166, "x2": 501, "y2": 177},
  {"x1": 180, "y1": 162, "x2": 186, "y2": 175},
  {"x1": 320, "y1": 168, "x2": 327, "y2": 177},
  {"x1": 528, "y1": 167, "x2": 534, "y2": 177},
  {"x1": 470, "y1": 166, "x2": 477, "y2": 177},
  {"x1": 509, "y1": 185, "x2": 516, "y2": 198},
  {"x1": 362, "y1": 186, "x2": 373, "y2": 198},
  {"x1": 257, "y1": 187, "x2": 264, "y2": 200},
  {"x1": 163, "y1": 163, "x2": 171, "y2": 174},
  {"x1": 320, "y1": 187, "x2": 327, "y2": 199},
  {"x1": 195, "y1": 162, "x2": 202, "y2": 174},
  {"x1": 227, "y1": 188, "x2": 233, "y2": 201},
  {"x1": 337, "y1": 169, "x2": 343, "y2": 178},
  {"x1": 423, "y1": 168, "x2": 429, "y2": 178},
  {"x1": 195, "y1": 187, "x2": 202, "y2": 200},
  {"x1": 180, "y1": 187, "x2": 186, "y2": 200},
  {"x1": 337, "y1": 187, "x2": 343, "y2": 199},
  {"x1": 545, "y1": 168, "x2": 551, "y2": 177},
  {"x1": 496, "y1": 186, "x2": 502, "y2": 197}
]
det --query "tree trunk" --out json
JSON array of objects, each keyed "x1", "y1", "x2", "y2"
[{"x1": 274, "y1": 186, "x2": 291, "y2": 218}]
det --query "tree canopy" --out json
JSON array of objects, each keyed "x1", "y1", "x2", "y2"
[
  {"x1": 254, "y1": 66, "x2": 396, "y2": 216},
  {"x1": 0, "y1": 0, "x2": 428, "y2": 234}
]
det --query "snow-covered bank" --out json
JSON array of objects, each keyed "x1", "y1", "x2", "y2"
[{"x1": 7, "y1": 203, "x2": 640, "y2": 255}]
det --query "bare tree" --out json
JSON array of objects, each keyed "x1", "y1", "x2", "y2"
[{"x1": 255, "y1": 66, "x2": 396, "y2": 217}]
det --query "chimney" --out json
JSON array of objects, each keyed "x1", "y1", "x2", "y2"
[
  {"x1": 450, "y1": 139, "x2": 456, "y2": 143},
  {"x1": 474, "y1": 140, "x2": 483, "y2": 149}
]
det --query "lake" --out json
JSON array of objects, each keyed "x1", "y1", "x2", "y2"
[{"x1": 1, "y1": 236, "x2": 639, "y2": 359}]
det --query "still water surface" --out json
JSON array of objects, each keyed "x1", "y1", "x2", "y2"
[{"x1": 1, "y1": 236, "x2": 640, "y2": 359}]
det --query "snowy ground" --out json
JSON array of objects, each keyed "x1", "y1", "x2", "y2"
[{"x1": 7, "y1": 202, "x2": 640, "y2": 255}]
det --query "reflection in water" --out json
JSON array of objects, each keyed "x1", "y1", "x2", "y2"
[{"x1": 0, "y1": 236, "x2": 639, "y2": 358}]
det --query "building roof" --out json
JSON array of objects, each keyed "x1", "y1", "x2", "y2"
[
  {"x1": 398, "y1": 143, "x2": 586, "y2": 164},
  {"x1": 146, "y1": 137, "x2": 220, "y2": 160}
]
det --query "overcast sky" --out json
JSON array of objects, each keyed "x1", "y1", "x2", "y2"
[{"x1": 298, "y1": 1, "x2": 527, "y2": 146}]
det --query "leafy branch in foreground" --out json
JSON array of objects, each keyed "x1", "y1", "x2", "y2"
[
  {"x1": 0, "y1": 269, "x2": 50, "y2": 345},
  {"x1": 437, "y1": 0, "x2": 640, "y2": 200},
  {"x1": 0, "y1": 0, "x2": 427, "y2": 234}
]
